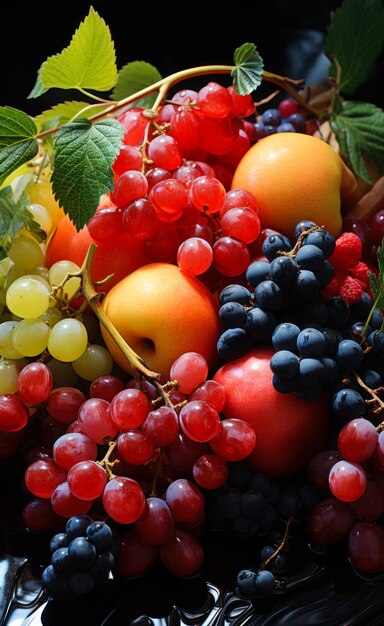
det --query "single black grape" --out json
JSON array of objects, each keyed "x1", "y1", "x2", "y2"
[
  {"x1": 243, "y1": 307, "x2": 278, "y2": 342},
  {"x1": 246, "y1": 259, "x2": 271, "y2": 287},
  {"x1": 262, "y1": 234, "x2": 292, "y2": 261},
  {"x1": 217, "y1": 327, "x2": 254, "y2": 361},
  {"x1": 219, "y1": 284, "x2": 252, "y2": 306},
  {"x1": 86, "y1": 521, "x2": 113, "y2": 552}
]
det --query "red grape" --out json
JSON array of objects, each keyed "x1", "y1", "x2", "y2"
[
  {"x1": 209, "y1": 418, "x2": 256, "y2": 461},
  {"x1": 307, "y1": 497, "x2": 354, "y2": 544},
  {"x1": 193, "y1": 454, "x2": 228, "y2": 489},
  {"x1": 103, "y1": 477, "x2": 145, "y2": 524},
  {"x1": 165, "y1": 478, "x2": 204, "y2": 523},
  {"x1": 141, "y1": 406, "x2": 179, "y2": 447},
  {"x1": 117, "y1": 430, "x2": 154, "y2": 465},
  {"x1": 17, "y1": 362, "x2": 53, "y2": 405},
  {"x1": 25, "y1": 458, "x2": 66, "y2": 499},
  {"x1": 159, "y1": 529, "x2": 204, "y2": 576},
  {"x1": 53, "y1": 432, "x2": 97, "y2": 471},
  {"x1": 329, "y1": 460, "x2": 367, "y2": 502},
  {"x1": 170, "y1": 352, "x2": 208, "y2": 394},
  {"x1": 0, "y1": 394, "x2": 29, "y2": 431},
  {"x1": 135, "y1": 497, "x2": 174, "y2": 545},
  {"x1": 110, "y1": 388, "x2": 151, "y2": 431},
  {"x1": 348, "y1": 521, "x2": 384, "y2": 573},
  {"x1": 67, "y1": 460, "x2": 107, "y2": 500},
  {"x1": 337, "y1": 418, "x2": 378, "y2": 462}
]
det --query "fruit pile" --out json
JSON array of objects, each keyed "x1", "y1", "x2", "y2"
[{"x1": 1, "y1": 5, "x2": 384, "y2": 613}]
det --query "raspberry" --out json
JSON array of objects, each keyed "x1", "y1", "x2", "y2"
[
  {"x1": 351, "y1": 261, "x2": 372, "y2": 290},
  {"x1": 338, "y1": 275, "x2": 363, "y2": 305},
  {"x1": 329, "y1": 233, "x2": 362, "y2": 271},
  {"x1": 320, "y1": 277, "x2": 340, "y2": 301}
]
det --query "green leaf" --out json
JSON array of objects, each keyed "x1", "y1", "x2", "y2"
[
  {"x1": 35, "y1": 101, "x2": 109, "y2": 131},
  {"x1": 111, "y1": 61, "x2": 162, "y2": 107},
  {"x1": 0, "y1": 186, "x2": 45, "y2": 260},
  {"x1": 325, "y1": 0, "x2": 384, "y2": 95},
  {"x1": 51, "y1": 118, "x2": 124, "y2": 229},
  {"x1": 29, "y1": 7, "x2": 117, "y2": 97},
  {"x1": 330, "y1": 101, "x2": 384, "y2": 183},
  {"x1": 231, "y1": 43, "x2": 264, "y2": 95},
  {"x1": 0, "y1": 106, "x2": 39, "y2": 185}
]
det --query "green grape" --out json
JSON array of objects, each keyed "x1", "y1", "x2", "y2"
[
  {"x1": 0, "y1": 321, "x2": 23, "y2": 359},
  {"x1": 8, "y1": 235, "x2": 44, "y2": 269},
  {"x1": 39, "y1": 307, "x2": 62, "y2": 328},
  {"x1": 12, "y1": 318, "x2": 51, "y2": 357},
  {"x1": 46, "y1": 358, "x2": 79, "y2": 388},
  {"x1": 49, "y1": 260, "x2": 81, "y2": 301},
  {"x1": 47, "y1": 318, "x2": 88, "y2": 361},
  {"x1": 0, "y1": 359, "x2": 23, "y2": 393},
  {"x1": 72, "y1": 344, "x2": 113, "y2": 381},
  {"x1": 0, "y1": 258, "x2": 11, "y2": 290},
  {"x1": 28, "y1": 203, "x2": 53, "y2": 233},
  {"x1": 32, "y1": 265, "x2": 50, "y2": 283},
  {"x1": 6, "y1": 276, "x2": 50, "y2": 318}
]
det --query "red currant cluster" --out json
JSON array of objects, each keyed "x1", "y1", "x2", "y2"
[
  {"x1": 19, "y1": 353, "x2": 256, "y2": 577},
  {"x1": 86, "y1": 83, "x2": 264, "y2": 282},
  {"x1": 307, "y1": 419, "x2": 384, "y2": 574}
]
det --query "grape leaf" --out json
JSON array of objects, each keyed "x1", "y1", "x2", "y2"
[
  {"x1": 51, "y1": 118, "x2": 124, "y2": 229},
  {"x1": 111, "y1": 61, "x2": 162, "y2": 107},
  {"x1": 0, "y1": 107, "x2": 39, "y2": 185},
  {"x1": 29, "y1": 7, "x2": 117, "y2": 97},
  {"x1": 0, "y1": 186, "x2": 45, "y2": 261},
  {"x1": 325, "y1": 0, "x2": 384, "y2": 95},
  {"x1": 231, "y1": 43, "x2": 264, "y2": 96},
  {"x1": 330, "y1": 101, "x2": 384, "y2": 183}
]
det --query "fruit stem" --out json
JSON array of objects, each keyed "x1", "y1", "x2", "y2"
[
  {"x1": 36, "y1": 64, "x2": 323, "y2": 140},
  {"x1": 80, "y1": 243, "x2": 162, "y2": 381},
  {"x1": 259, "y1": 516, "x2": 294, "y2": 571},
  {"x1": 352, "y1": 369, "x2": 384, "y2": 418},
  {"x1": 98, "y1": 439, "x2": 118, "y2": 480}
]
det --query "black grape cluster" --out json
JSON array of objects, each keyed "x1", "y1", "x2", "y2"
[
  {"x1": 271, "y1": 290, "x2": 384, "y2": 416},
  {"x1": 206, "y1": 463, "x2": 321, "y2": 596},
  {"x1": 42, "y1": 515, "x2": 120, "y2": 599},
  {"x1": 206, "y1": 462, "x2": 321, "y2": 538},
  {"x1": 217, "y1": 221, "x2": 336, "y2": 362}
]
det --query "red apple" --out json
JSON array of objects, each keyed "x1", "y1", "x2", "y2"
[{"x1": 213, "y1": 346, "x2": 330, "y2": 477}]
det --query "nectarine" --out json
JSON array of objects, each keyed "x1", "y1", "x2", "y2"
[
  {"x1": 231, "y1": 133, "x2": 358, "y2": 239},
  {"x1": 213, "y1": 346, "x2": 330, "y2": 477},
  {"x1": 100, "y1": 263, "x2": 221, "y2": 382}
]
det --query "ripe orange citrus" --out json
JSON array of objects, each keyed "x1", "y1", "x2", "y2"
[
  {"x1": 231, "y1": 132, "x2": 358, "y2": 239},
  {"x1": 100, "y1": 262, "x2": 221, "y2": 382},
  {"x1": 45, "y1": 215, "x2": 150, "y2": 293}
]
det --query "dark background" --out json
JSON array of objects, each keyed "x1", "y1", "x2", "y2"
[{"x1": 1, "y1": 1, "x2": 383, "y2": 115}]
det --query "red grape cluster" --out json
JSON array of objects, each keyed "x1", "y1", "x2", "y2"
[
  {"x1": 307, "y1": 418, "x2": 384, "y2": 574},
  {"x1": 86, "y1": 82, "x2": 267, "y2": 283},
  {"x1": 19, "y1": 353, "x2": 256, "y2": 578}
]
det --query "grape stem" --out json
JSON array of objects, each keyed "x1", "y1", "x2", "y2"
[
  {"x1": 352, "y1": 369, "x2": 384, "y2": 424},
  {"x1": 259, "y1": 515, "x2": 294, "y2": 572},
  {"x1": 36, "y1": 65, "x2": 322, "y2": 141},
  {"x1": 98, "y1": 439, "x2": 118, "y2": 480},
  {"x1": 79, "y1": 242, "x2": 162, "y2": 381}
]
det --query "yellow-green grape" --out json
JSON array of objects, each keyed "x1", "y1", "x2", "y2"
[
  {"x1": 5, "y1": 265, "x2": 51, "y2": 291},
  {"x1": 47, "y1": 318, "x2": 88, "y2": 361},
  {"x1": 0, "y1": 321, "x2": 23, "y2": 359},
  {"x1": 0, "y1": 258, "x2": 11, "y2": 289},
  {"x1": 46, "y1": 358, "x2": 79, "y2": 388},
  {"x1": 49, "y1": 261, "x2": 81, "y2": 301},
  {"x1": 0, "y1": 359, "x2": 22, "y2": 393},
  {"x1": 28, "y1": 203, "x2": 53, "y2": 233},
  {"x1": 40, "y1": 307, "x2": 62, "y2": 328},
  {"x1": 12, "y1": 318, "x2": 51, "y2": 357},
  {"x1": 6, "y1": 276, "x2": 50, "y2": 319},
  {"x1": 8, "y1": 235, "x2": 44, "y2": 269},
  {"x1": 32, "y1": 265, "x2": 50, "y2": 283},
  {"x1": 27, "y1": 179, "x2": 64, "y2": 229},
  {"x1": 72, "y1": 344, "x2": 113, "y2": 381}
]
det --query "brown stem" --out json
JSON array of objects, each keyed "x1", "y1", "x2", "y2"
[
  {"x1": 36, "y1": 65, "x2": 324, "y2": 141},
  {"x1": 97, "y1": 439, "x2": 118, "y2": 480},
  {"x1": 259, "y1": 516, "x2": 294, "y2": 571},
  {"x1": 352, "y1": 369, "x2": 384, "y2": 421}
]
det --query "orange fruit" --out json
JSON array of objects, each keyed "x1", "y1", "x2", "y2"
[
  {"x1": 45, "y1": 215, "x2": 150, "y2": 293},
  {"x1": 231, "y1": 132, "x2": 358, "y2": 239},
  {"x1": 100, "y1": 263, "x2": 221, "y2": 382}
]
